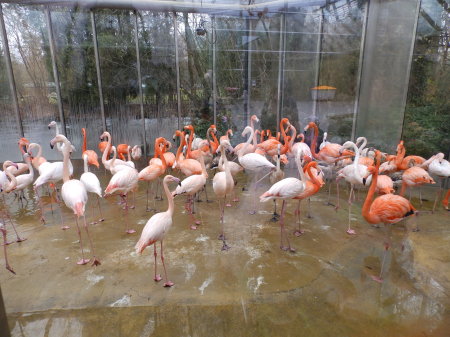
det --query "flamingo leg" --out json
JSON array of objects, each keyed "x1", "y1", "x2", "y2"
[
  {"x1": 82, "y1": 215, "x2": 101, "y2": 266},
  {"x1": 270, "y1": 200, "x2": 279, "y2": 222},
  {"x1": 0, "y1": 213, "x2": 12, "y2": 245},
  {"x1": 153, "y1": 244, "x2": 162, "y2": 282},
  {"x1": 188, "y1": 195, "x2": 199, "y2": 230},
  {"x1": 97, "y1": 195, "x2": 105, "y2": 222},
  {"x1": 371, "y1": 243, "x2": 389, "y2": 283},
  {"x1": 129, "y1": 191, "x2": 136, "y2": 209},
  {"x1": 145, "y1": 181, "x2": 151, "y2": 212},
  {"x1": 249, "y1": 174, "x2": 258, "y2": 215},
  {"x1": 294, "y1": 200, "x2": 304, "y2": 236},
  {"x1": 346, "y1": 185, "x2": 356, "y2": 235},
  {"x1": 123, "y1": 195, "x2": 136, "y2": 234},
  {"x1": 161, "y1": 241, "x2": 174, "y2": 287},
  {"x1": 335, "y1": 181, "x2": 340, "y2": 210},
  {"x1": 419, "y1": 187, "x2": 423, "y2": 205},
  {"x1": 307, "y1": 198, "x2": 312, "y2": 218},
  {"x1": 219, "y1": 198, "x2": 230, "y2": 250},
  {"x1": 432, "y1": 178, "x2": 442, "y2": 213},
  {"x1": 34, "y1": 187, "x2": 46, "y2": 224},
  {"x1": 2, "y1": 195, "x2": 26, "y2": 242},
  {"x1": 327, "y1": 180, "x2": 333, "y2": 205},
  {"x1": 51, "y1": 184, "x2": 66, "y2": 230},
  {"x1": 1, "y1": 225, "x2": 15, "y2": 274},
  {"x1": 75, "y1": 217, "x2": 90, "y2": 265},
  {"x1": 279, "y1": 200, "x2": 295, "y2": 252}
]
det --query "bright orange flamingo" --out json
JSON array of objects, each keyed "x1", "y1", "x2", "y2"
[
  {"x1": 376, "y1": 175, "x2": 395, "y2": 195},
  {"x1": 292, "y1": 161, "x2": 325, "y2": 236},
  {"x1": 172, "y1": 130, "x2": 202, "y2": 177},
  {"x1": 362, "y1": 150, "x2": 417, "y2": 283},
  {"x1": 117, "y1": 143, "x2": 130, "y2": 161},
  {"x1": 81, "y1": 128, "x2": 99, "y2": 169},
  {"x1": 184, "y1": 125, "x2": 213, "y2": 161},
  {"x1": 399, "y1": 166, "x2": 435, "y2": 203},
  {"x1": 138, "y1": 138, "x2": 167, "y2": 211},
  {"x1": 255, "y1": 118, "x2": 291, "y2": 156}
]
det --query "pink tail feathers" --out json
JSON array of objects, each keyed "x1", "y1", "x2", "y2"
[
  {"x1": 135, "y1": 238, "x2": 155, "y2": 255},
  {"x1": 259, "y1": 192, "x2": 273, "y2": 202},
  {"x1": 74, "y1": 202, "x2": 85, "y2": 217},
  {"x1": 104, "y1": 183, "x2": 116, "y2": 195}
]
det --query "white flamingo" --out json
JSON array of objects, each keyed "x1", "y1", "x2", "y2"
[
  {"x1": 13, "y1": 153, "x2": 34, "y2": 204},
  {"x1": 135, "y1": 175, "x2": 181, "y2": 287},
  {"x1": 260, "y1": 150, "x2": 306, "y2": 252},
  {"x1": 212, "y1": 140, "x2": 234, "y2": 250},
  {"x1": 80, "y1": 153, "x2": 104, "y2": 225},
  {"x1": 27, "y1": 142, "x2": 47, "y2": 170},
  {"x1": 421, "y1": 153, "x2": 450, "y2": 211},
  {"x1": 50, "y1": 134, "x2": 100, "y2": 266}
]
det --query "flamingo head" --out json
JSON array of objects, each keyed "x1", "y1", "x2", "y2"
[
  {"x1": 164, "y1": 175, "x2": 181, "y2": 186},
  {"x1": 48, "y1": 121, "x2": 57, "y2": 129},
  {"x1": 100, "y1": 131, "x2": 110, "y2": 141},
  {"x1": 304, "y1": 121, "x2": 316, "y2": 132},
  {"x1": 184, "y1": 125, "x2": 194, "y2": 132},
  {"x1": 50, "y1": 134, "x2": 69, "y2": 149},
  {"x1": 242, "y1": 126, "x2": 253, "y2": 137},
  {"x1": 251, "y1": 114, "x2": 259, "y2": 123}
]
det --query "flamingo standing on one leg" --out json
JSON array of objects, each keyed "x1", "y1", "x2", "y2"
[
  {"x1": 362, "y1": 150, "x2": 417, "y2": 283},
  {"x1": 259, "y1": 150, "x2": 306, "y2": 252},
  {"x1": 80, "y1": 153, "x2": 104, "y2": 225},
  {"x1": 81, "y1": 128, "x2": 100, "y2": 169},
  {"x1": 212, "y1": 140, "x2": 234, "y2": 250},
  {"x1": 50, "y1": 134, "x2": 101, "y2": 266},
  {"x1": 172, "y1": 153, "x2": 208, "y2": 230},
  {"x1": 135, "y1": 175, "x2": 181, "y2": 287}
]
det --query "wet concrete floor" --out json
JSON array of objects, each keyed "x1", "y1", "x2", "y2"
[{"x1": 1, "y1": 160, "x2": 450, "y2": 336}]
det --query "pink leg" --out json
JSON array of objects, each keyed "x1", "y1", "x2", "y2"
[
  {"x1": 2, "y1": 195, "x2": 26, "y2": 242},
  {"x1": 75, "y1": 217, "x2": 90, "y2": 265},
  {"x1": 270, "y1": 200, "x2": 279, "y2": 222},
  {"x1": 153, "y1": 244, "x2": 162, "y2": 282},
  {"x1": 1, "y1": 225, "x2": 15, "y2": 274},
  {"x1": 293, "y1": 200, "x2": 304, "y2": 236},
  {"x1": 346, "y1": 185, "x2": 356, "y2": 235},
  {"x1": 97, "y1": 195, "x2": 105, "y2": 222},
  {"x1": 34, "y1": 187, "x2": 46, "y2": 224},
  {"x1": 279, "y1": 200, "x2": 295, "y2": 252},
  {"x1": 188, "y1": 196, "x2": 200, "y2": 230},
  {"x1": 371, "y1": 243, "x2": 389, "y2": 283},
  {"x1": 161, "y1": 241, "x2": 173, "y2": 287},
  {"x1": 335, "y1": 181, "x2": 340, "y2": 211},
  {"x1": 232, "y1": 188, "x2": 239, "y2": 202},
  {"x1": 218, "y1": 198, "x2": 230, "y2": 250},
  {"x1": 123, "y1": 195, "x2": 136, "y2": 234},
  {"x1": 82, "y1": 215, "x2": 101, "y2": 266}
]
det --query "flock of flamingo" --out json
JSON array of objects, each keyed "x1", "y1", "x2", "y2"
[{"x1": 0, "y1": 116, "x2": 449, "y2": 286}]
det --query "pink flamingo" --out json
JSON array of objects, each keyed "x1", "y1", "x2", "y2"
[
  {"x1": 0, "y1": 222, "x2": 15, "y2": 274},
  {"x1": 234, "y1": 115, "x2": 259, "y2": 155},
  {"x1": 399, "y1": 166, "x2": 435, "y2": 203},
  {"x1": 135, "y1": 175, "x2": 181, "y2": 287},
  {"x1": 220, "y1": 129, "x2": 233, "y2": 143},
  {"x1": 421, "y1": 153, "x2": 450, "y2": 211},
  {"x1": 213, "y1": 140, "x2": 234, "y2": 250},
  {"x1": 81, "y1": 128, "x2": 100, "y2": 169},
  {"x1": 172, "y1": 130, "x2": 202, "y2": 176},
  {"x1": 6, "y1": 138, "x2": 30, "y2": 176},
  {"x1": 172, "y1": 153, "x2": 208, "y2": 230},
  {"x1": 80, "y1": 153, "x2": 104, "y2": 225},
  {"x1": 50, "y1": 134, "x2": 100, "y2": 266},
  {"x1": 131, "y1": 145, "x2": 142, "y2": 160},
  {"x1": 362, "y1": 151, "x2": 416, "y2": 282},
  {"x1": 260, "y1": 150, "x2": 306, "y2": 252},
  {"x1": 27, "y1": 142, "x2": 47, "y2": 170},
  {"x1": 376, "y1": 175, "x2": 395, "y2": 195}
]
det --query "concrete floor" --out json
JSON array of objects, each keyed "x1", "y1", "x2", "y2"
[{"x1": 1, "y1": 162, "x2": 450, "y2": 337}]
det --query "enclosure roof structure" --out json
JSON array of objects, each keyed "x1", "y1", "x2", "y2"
[{"x1": 1, "y1": 0, "x2": 331, "y2": 15}]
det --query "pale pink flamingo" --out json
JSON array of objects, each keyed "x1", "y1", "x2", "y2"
[
  {"x1": 213, "y1": 140, "x2": 234, "y2": 250},
  {"x1": 218, "y1": 146, "x2": 243, "y2": 203},
  {"x1": 100, "y1": 131, "x2": 129, "y2": 172},
  {"x1": 172, "y1": 130, "x2": 202, "y2": 176},
  {"x1": 269, "y1": 144, "x2": 285, "y2": 221},
  {"x1": 335, "y1": 141, "x2": 373, "y2": 235},
  {"x1": 105, "y1": 154, "x2": 139, "y2": 234},
  {"x1": 48, "y1": 121, "x2": 67, "y2": 153},
  {"x1": 234, "y1": 115, "x2": 259, "y2": 155},
  {"x1": 421, "y1": 153, "x2": 450, "y2": 211},
  {"x1": 260, "y1": 150, "x2": 306, "y2": 252},
  {"x1": 50, "y1": 134, "x2": 100, "y2": 266},
  {"x1": 220, "y1": 129, "x2": 233, "y2": 143},
  {"x1": 1, "y1": 161, "x2": 26, "y2": 243},
  {"x1": 172, "y1": 153, "x2": 208, "y2": 230},
  {"x1": 13, "y1": 153, "x2": 34, "y2": 204},
  {"x1": 80, "y1": 153, "x2": 104, "y2": 225},
  {"x1": 131, "y1": 145, "x2": 142, "y2": 160},
  {"x1": 135, "y1": 174, "x2": 181, "y2": 287},
  {"x1": 292, "y1": 161, "x2": 325, "y2": 236},
  {"x1": 81, "y1": 128, "x2": 100, "y2": 169},
  {"x1": 362, "y1": 151, "x2": 417, "y2": 282},
  {"x1": 27, "y1": 142, "x2": 47, "y2": 170},
  {"x1": 6, "y1": 138, "x2": 30, "y2": 176}
]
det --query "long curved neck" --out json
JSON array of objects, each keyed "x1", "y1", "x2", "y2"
[
  {"x1": 82, "y1": 129, "x2": 87, "y2": 153},
  {"x1": 210, "y1": 129, "x2": 219, "y2": 147},
  {"x1": 5, "y1": 171, "x2": 17, "y2": 192},
  {"x1": 199, "y1": 154, "x2": 207, "y2": 178},
  {"x1": 349, "y1": 142, "x2": 361, "y2": 179},
  {"x1": 111, "y1": 147, "x2": 117, "y2": 167},
  {"x1": 306, "y1": 163, "x2": 321, "y2": 187},
  {"x1": 158, "y1": 143, "x2": 167, "y2": 170},
  {"x1": 362, "y1": 156, "x2": 381, "y2": 223},
  {"x1": 54, "y1": 124, "x2": 63, "y2": 151},
  {"x1": 296, "y1": 154, "x2": 307, "y2": 182},
  {"x1": 187, "y1": 128, "x2": 194, "y2": 157},
  {"x1": 18, "y1": 142, "x2": 26, "y2": 155},
  {"x1": 280, "y1": 120, "x2": 289, "y2": 141},
  {"x1": 241, "y1": 128, "x2": 254, "y2": 157},
  {"x1": 26, "y1": 159, "x2": 34, "y2": 178},
  {"x1": 288, "y1": 126, "x2": 296, "y2": 151},
  {"x1": 309, "y1": 123, "x2": 319, "y2": 159},
  {"x1": 358, "y1": 137, "x2": 367, "y2": 154},
  {"x1": 164, "y1": 179, "x2": 175, "y2": 216},
  {"x1": 395, "y1": 145, "x2": 405, "y2": 166},
  {"x1": 205, "y1": 128, "x2": 213, "y2": 153},
  {"x1": 223, "y1": 147, "x2": 232, "y2": 183},
  {"x1": 83, "y1": 155, "x2": 89, "y2": 173},
  {"x1": 175, "y1": 133, "x2": 185, "y2": 161},
  {"x1": 61, "y1": 141, "x2": 71, "y2": 183},
  {"x1": 102, "y1": 134, "x2": 112, "y2": 165}
]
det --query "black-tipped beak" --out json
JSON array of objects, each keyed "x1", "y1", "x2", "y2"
[
  {"x1": 178, "y1": 182, "x2": 182, "y2": 186},
  {"x1": 48, "y1": 126, "x2": 51, "y2": 130},
  {"x1": 50, "y1": 142, "x2": 54, "y2": 149},
  {"x1": 362, "y1": 177, "x2": 367, "y2": 186}
]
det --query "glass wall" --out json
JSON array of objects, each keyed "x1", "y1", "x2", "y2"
[{"x1": 403, "y1": 0, "x2": 450, "y2": 158}]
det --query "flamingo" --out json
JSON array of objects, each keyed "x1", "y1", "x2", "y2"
[
  {"x1": 291, "y1": 133, "x2": 312, "y2": 164},
  {"x1": 13, "y1": 153, "x2": 34, "y2": 204},
  {"x1": 443, "y1": 189, "x2": 449, "y2": 210},
  {"x1": 184, "y1": 125, "x2": 214, "y2": 165},
  {"x1": 104, "y1": 154, "x2": 139, "y2": 234},
  {"x1": 218, "y1": 146, "x2": 243, "y2": 203},
  {"x1": 117, "y1": 143, "x2": 130, "y2": 161},
  {"x1": 172, "y1": 153, "x2": 208, "y2": 230},
  {"x1": 212, "y1": 139, "x2": 234, "y2": 250},
  {"x1": 109, "y1": 146, "x2": 134, "y2": 175},
  {"x1": 376, "y1": 175, "x2": 395, "y2": 195},
  {"x1": 131, "y1": 145, "x2": 142, "y2": 160},
  {"x1": 27, "y1": 142, "x2": 47, "y2": 170},
  {"x1": 0, "y1": 222, "x2": 15, "y2": 274},
  {"x1": 362, "y1": 150, "x2": 416, "y2": 282},
  {"x1": 80, "y1": 153, "x2": 104, "y2": 225},
  {"x1": 100, "y1": 131, "x2": 129, "y2": 172},
  {"x1": 260, "y1": 150, "x2": 306, "y2": 252},
  {"x1": 355, "y1": 137, "x2": 374, "y2": 167},
  {"x1": 234, "y1": 114, "x2": 259, "y2": 155},
  {"x1": 1, "y1": 161, "x2": 26, "y2": 243},
  {"x1": 268, "y1": 144, "x2": 285, "y2": 221},
  {"x1": 6, "y1": 138, "x2": 30, "y2": 176},
  {"x1": 399, "y1": 166, "x2": 435, "y2": 204},
  {"x1": 135, "y1": 175, "x2": 181, "y2": 287},
  {"x1": 139, "y1": 138, "x2": 168, "y2": 211},
  {"x1": 48, "y1": 121, "x2": 68, "y2": 153},
  {"x1": 238, "y1": 126, "x2": 276, "y2": 214},
  {"x1": 50, "y1": 134, "x2": 101, "y2": 266},
  {"x1": 292, "y1": 161, "x2": 325, "y2": 236},
  {"x1": 255, "y1": 118, "x2": 291, "y2": 156},
  {"x1": 336, "y1": 141, "x2": 373, "y2": 235},
  {"x1": 81, "y1": 128, "x2": 100, "y2": 169},
  {"x1": 421, "y1": 153, "x2": 450, "y2": 212},
  {"x1": 172, "y1": 130, "x2": 202, "y2": 176},
  {"x1": 220, "y1": 129, "x2": 233, "y2": 143}
]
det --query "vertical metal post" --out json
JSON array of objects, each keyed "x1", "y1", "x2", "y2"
[
  {"x1": 45, "y1": 7, "x2": 66, "y2": 135},
  {"x1": 90, "y1": 10, "x2": 107, "y2": 132},
  {"x1": 243, "y1": 16, "x2": 252, "y2": 126},
  {"x1": 276, "y1": 11, "x2": 286, "y2": 133},
  {"x1": 312, "y1": 8, "x2": 324, "y2": 119},
  {"x1": 212, "y1": 15, "x2": 217, "y2": 126},
  {"x1": 0, "y1": 4, "x2": 23, "y2": 137},
  {"x1": 351, "y1": 1, "x2": 369, "y2": 141},
  {"x1": 173, "y1": 12, "x2": 182, "y2": 130},
  {"x1": 133, "y1": 10, "x2": 147, "y2": 157}
]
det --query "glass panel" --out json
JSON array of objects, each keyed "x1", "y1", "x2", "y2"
[
  {"x1": 178, "y1": 12, "x2": 213, "y2": 139},
  {"x1": 403, "y1": 0, "x2": 450, "y2": 158},
  {"x1": 3, "y1": 4, "x2": 61, "y2": 161},
  {"x1": 356, "y1": 0, "x2": 420, "y2": 152},
  {"x1": 95, "y1": 9, "x2": 142, "y2": 150},
  {"x1": 0, "y1": 24, "x2": 22, "y2": 162},
  {"x1": 138, "y1": 11, "x2": 177, "y2": 155},
  {"x1": 317, "y1": 0, "x2": 365, "y2": 144},
  {"x1": 51, "y1": 7, "x2": 101, "y2": 159}
]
